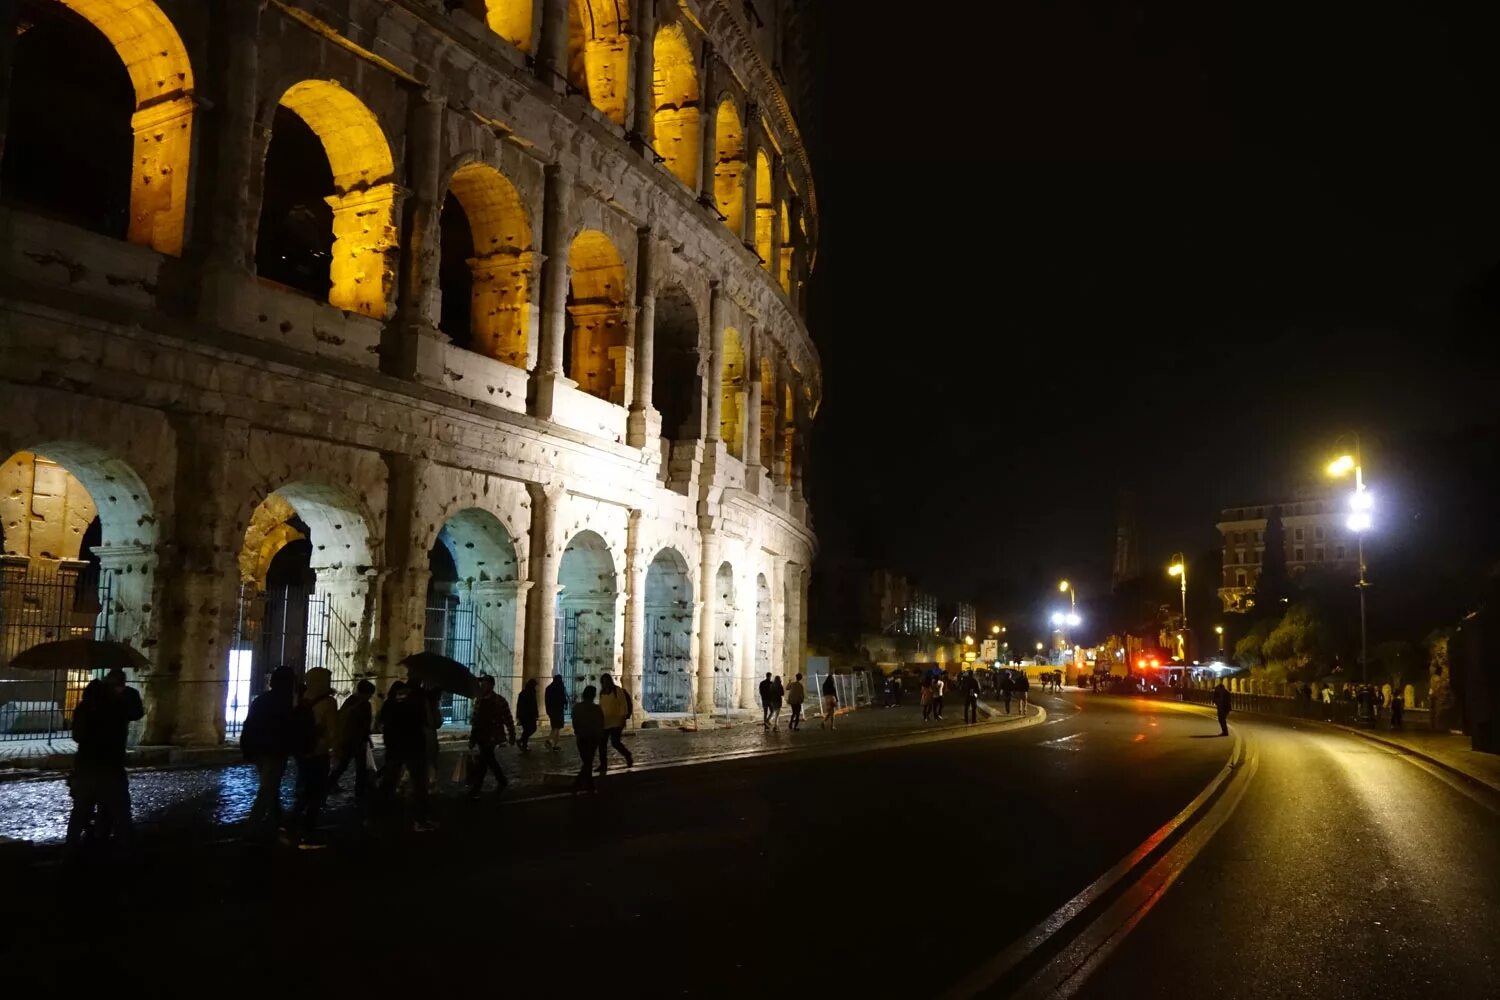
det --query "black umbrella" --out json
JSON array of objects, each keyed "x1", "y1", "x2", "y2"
[
  {"x1": 399, "y1": 652, "x2": 478, "y2": 698},
  {"x1": 8, "y1": 638, "x2": 151, "y2": 672}
]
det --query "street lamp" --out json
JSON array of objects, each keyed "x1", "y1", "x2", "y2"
[
  {"x1": 1168, "y1": 553, "x2": 1188, "y2": 659},
  {"x1": 1214, "y1": 624, "x2": 1224, "y2": 653},
  {"x1": 991, "y1": 624, "x2": 1002, "y2": 635},
  {"x1": 1327, "y1": 433, "x2": 1371, "y2": 682},
  {"x1": 1059, "y1": 579, "x2": 1076, "y2": 612}
]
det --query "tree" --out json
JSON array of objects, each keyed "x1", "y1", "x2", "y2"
[
  {"x1": 1260, "y1": 603, "x2": 1334, "y2": 683},
  {"x1": 1233, "y1": 618, "x2": 1276, "y2": 671},
  {"x1": 1251, "y1": 504, "x2": 1290, "y2": 613}
]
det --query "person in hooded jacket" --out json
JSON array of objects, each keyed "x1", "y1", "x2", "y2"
[
  {"x1": 544, "y1": 674, "x2": 568, "y2": 751},
  {"x1": 330, "y1": 679, "x2": 376, "y2": 801},
  {"x1": 242, "y1": 665, "x2": 297, "y2": 830},
  {"x1": 597, "y1": 673, "x2": 634, "y2": 772},
  {"x1": 287, "y1": 666, "x2": 339, "y2": 848},
  {"x1": 516, "y1": 677, "x2": 540, "y2": 751}
]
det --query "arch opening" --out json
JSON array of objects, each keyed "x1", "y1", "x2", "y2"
[
  {"x1": 425, "y1": 507, "x2": 520, "y2": 721},
  {"x1": 712, "y1": 561, "x2": 737, "y2": 711},
  {"x1": 255, "y1": 80, "x2": 398, "y2": 318},
  {"x1": 3, "y1": 0, "x2": 195, "y2": 255},
  {"x1": 652, "y1": 283, "x2": 702, "y2": 439},
  {"x1": 642, "y1": 547, "x2": 692, "y2": 713},
  {"x1": 568, "y1": 0, "x2": 631, "y2": 125},
  {"x1": 713, "y1": 99, "x2": 745, "y2": 234},
  {"x1": 440, "y1": 162, "x2": 534, "y2": 368},
  {"x1": 565, "y1": 230, "x2": 629, "y2": 403},
  {"x1": 754, "y1": 150, "x2": 773, "y2": 267},
  {"x1": 777, "y1": 200, "x2": 793, "y2": 293},
  {"x1": 556, "y1": 530, "x2": 618, "y2": 703},
  {"x1": 471, "y1": 0, "x2": 532, "y2": 51},
  {"x1": 759, "y1": 356, "x2": 778, "y2": 473},
  {"x1": 651, "y1": 23, "x2": 700, "y2": 188},
  {"x1": 720, "y1": 327, "x2": 746, "y2": 459}
]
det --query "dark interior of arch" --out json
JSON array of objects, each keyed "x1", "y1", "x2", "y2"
[
  {"x1": 255, "y1": 105, "x2": 335, "y2": 300},
  {"x1": 653, "y1": 285, "x2": 702, "y2": 439},
  {"x1": 438, "y1": 191, "x2": 475, "y2": 348},
  {"x1": 2, "y1": 1, "x2": 132, "y2": 237}
]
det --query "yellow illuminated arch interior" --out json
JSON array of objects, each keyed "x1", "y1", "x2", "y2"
[
  {"x1": 273, "y1": 80, "x2": 399, "y2": 318},
  {"x1": 720, "y1": 326, "x2": 746, "y2": 458},
  {"x1": 754, "y1": 150, "x2": 773, "y2": 267},
  {"x1": 480, "y1": 0, "x2": 532, "y2": 51},
  {"x1": 759, "y1": 356, "x2": 777, "y2": 469},
  {"x1": 567, "y1": 230, "x2": 629, "y2": 402},
  {"x1": 713, "y1": 98, "x2": 745, "y2": 234},
  {"x1": 449, "y1": 161, "x2": 534, "y2": 369},
  {"x1": 568, "y1": 0, "x2": 631, "y2": 126},
  {"x1": 652, "y1": 23, "x2": 700, "y2": 189},
  {"x1": 777, "y1": 199, "x2": 793, "y2": 293},
  {"x1": 59, "y1": 0, "x2": 195, "y2": 256}
]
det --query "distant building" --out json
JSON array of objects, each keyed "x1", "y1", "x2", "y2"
[
  {"x1": 942, "y1": 602, "x2": 977, "y2": 641},
  {"x1": 1217, "y1": 489, "x2": 1361, "y2": 612}
]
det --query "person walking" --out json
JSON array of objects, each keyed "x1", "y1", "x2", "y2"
[
  {"x1": 931, "y1": 674, "x2": 946, "y2": 721},
  {"x1": 242, "y1": 665, "x2": 297, "y2": 831},
  {"x1": 920, "y1": 675, "x2": 933, "y2": 721},
  {"x1": 378, "y1": 681, "x2": 433, "y2": 831},
  {"x1": 516, "y1": 678, "x2": 540, "y2": 752},
  {"x1": 772, "y1": 674, "x2": 786, "y2": 728},
  {"x1": 597, "y1": 673, "x2": 634, "y2": 773},
  {"x1": 545, "y1": 674, "x2": 568, "y2": 751},
  {"x1": 467, "y1": 675, "x2": 516, "y2": 798},
  {"x1": 66, "y1": 679, "x2": 128, "y2": 849},
  {"x1": 819, "y1": 674, "x2": 838, "y2": 730},
  {"x1": 1015, "y1": 671, "x2": 1030, "y2": 715},
  {"x1": 890, "y1": 674, "x2": 903, "y2": 706},
  {"x1": 961, "y1": 670, "x2": 981, "y2": 724},
  {"x1": 760, "y1": 672, "x2": 776, "y2": 728},
  {"x1": 1390, "y1": 689, "x2": 1405, "y2": 729},
  {"x1": 1000, "y1": 670, "x2": 1014, "y2": 714},
  {"x1": 421, "y1": 682, "x2": 443, "y2": 784},
  {"x1": 1212, "y1": 680, "x2": 1232, "y2": 736},
  {"x1": 288, "y1": 667, "x2": 338, "y2": 848},
  {"x1": 330, "y1": 679, "x2": 376, "y2": 801},
  {"x1": 572, "y1": 685, "x2": 605, "y2": 794},
  {"x1": 786, "y1": 673, "x2": 806, "y2": 731}
]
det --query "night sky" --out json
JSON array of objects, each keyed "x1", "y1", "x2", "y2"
[{"x1": 803, "y1": 1, "x2": 1500, "y2": 626}]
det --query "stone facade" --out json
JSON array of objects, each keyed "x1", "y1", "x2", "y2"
[{"x1": 0, "y1": 0, "x2": 819, "y2": 745}]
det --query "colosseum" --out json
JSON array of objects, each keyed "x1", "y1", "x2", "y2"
[{"x1": 0, "y1": 0, "x2": 820, "y2": 746}]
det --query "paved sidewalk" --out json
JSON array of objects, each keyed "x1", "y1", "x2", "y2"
[
  {"x1": 1332, "y1": 722, "x2": 1500, "y2": 795},
  {"x1": 0, "y1": 701, "x2": 1036, "y2": 846}
]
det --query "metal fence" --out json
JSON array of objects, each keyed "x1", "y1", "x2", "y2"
[
  {"x1": 808, "y1": 672, "x2": 874, "y2": 716},
  {"x1": 0, "y1": 563, "x2": 116, "y2": 742},
  {"x1": 1176, "y1": 687, "x2": 1429, "y2": 728},
  {"x1": 643, "y1": 613, "x2": 693, "y2": 713}
]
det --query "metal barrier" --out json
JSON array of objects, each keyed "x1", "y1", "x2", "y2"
[
  {"x1": 0, "y1": 563, "x2": 115, "y2": 742},
  {"x1": 1176, "y1": 687, "x2": 1428, "y2": 728},
  {"x1": 808, "y1": 673, "x2": 873, "y2": 716}
]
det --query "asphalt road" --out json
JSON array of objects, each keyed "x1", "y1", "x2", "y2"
[{"x1": 4, "y1": 694, "x2": 1493, "y2": 998}]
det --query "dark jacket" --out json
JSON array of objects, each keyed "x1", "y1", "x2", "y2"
[
  {"x1": 73, "y1": 680, "x2": 140, "y2": 767},
  {"x1": 1016, "y1": 674, "x2": 1030, "y2": 692},
  {"x1": 544, "y1": 679, "x2": 568, "y2": 721},
  {"x1": 241, "y1": 686, "x2": 296, "y2": 760},
  {"x1": 337, "y1": 696, "x2": 373, "y2": 750},
  {"x1": 773, "y1": 678, "x2": 785, "y2": 702},
  {"x1": 821, "y1": 676, "x2": 837, "y2": 699},
  {"x1": 572, "y1": 701, "x2": 605, "y2": 742},
  {"x1": 1212, "y1": 686, "x2": 1231, "y2": 712},
  {"x1": 759, "y1": 678, "x2": 774, "y2": 705},
  {"x1": 470, "y1": 691, "x2": 516, "y2": 745},
  {"x1": 379, "y1": 694, "x2": 428, "y2": 759},
  {"x1": 517, "y1": 685, "x2": 539, "y2": 726}
]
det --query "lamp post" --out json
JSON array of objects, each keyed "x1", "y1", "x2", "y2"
[
  {"x1": 1059, "y1": 579, "x2": 1075, "y2": 612},
  {"x1": 1168, "y1": 554, "x2": 1188, "y2": 664},
  {"x1": 1214, "y1": 624, "x2": 1224, "y2": 654},
  {"x1": 1328, "y1": 434, "x2": 1371, "y2": 683}
]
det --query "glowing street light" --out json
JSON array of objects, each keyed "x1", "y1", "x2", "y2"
[
  {"x1": 1214, "y1": 624, "x2": 1225, "y2": 653},
  {"x1": 991, "y1": 624, "x2": 1002, "y2": 635},
  {"x1": 1167, "y1": 552, "x2": 1188, "y2": 643},
  {"x1": 1327, "y1": 433, "x2": 1371, "y2": 681}
]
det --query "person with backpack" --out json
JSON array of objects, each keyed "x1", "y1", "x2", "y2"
[
  {"x1": 468, "y1": 675, "x2": 516, "y2": 798},
  {"x1": 961, "y1": 669, "x2": 981, "y2": 724},
  {"x1": 330, "y1": 679, "x2": 376, "y2": 801},
  {"x1": 286, "y1": 667, "x2": 339, "y2": 848},
  {"x1": 378, "y1": 680, "x2": 434, "y2": 832},
  {"x1": 242, "y1": 665, "x2": 297, "y2": 831},
  {"x1": 516, "y1": 677, "x2": 540, "y2": 751},
  {"x1": 597, "y1": 672, "x2": 634, "y2": 773},
  {"x1": 545, "y1": 673, "x2": 568, "y2": 751},
  {"x1": 820, "y1": 674, "x2": 838, "y2": 730},
  {"x1": 786, "y1": 673, "x2": 806, "y2": 731}
]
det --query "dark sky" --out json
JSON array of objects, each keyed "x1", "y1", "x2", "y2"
[{"x1": 803, "y1": 0, "x2": 1500, "y2": 621}]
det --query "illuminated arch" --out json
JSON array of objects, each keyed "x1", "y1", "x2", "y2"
[
  {"x1": 758, "y1": 356, "x2": 777, "y2": 471},
  {"x1": 447, "y1": 161, "x2": 534, "y2": 368},
  {"x1": 643, "y1": 546, "x2": 693, "y2": 713},
  {"x1": 713, "y1": 98, "x2": 745, "y2": 233},
  {"x1": 782, "y1": 380, "x2": 794, "y2": 484},
  {"x1": 270, "y1": 80, "x2": 399, "y2": 318},
  {"x1": 720, "y1": 326, "x2": 746, "y2": 459},
  {"x1": 479, "y1": 0, "x2": 532, "y2": 51},
  {"x1": 777, "y1": 199, "x2": 793, "y2": 293},
  {"x1": 568, "y1": 0, "x2": 631, "y2": 125},
  {"x1": 566, "y1": 230, "x2": 629, "y2": 403},
  {"x1": 55, "y1": 0, "x2": 196, "y2": 255},
  {"x1": 652, "y1": 23, "x2": 700, "y2": 188},
  {"x1": 754, "y1": 150, "x2": 773, "y2": 267}
]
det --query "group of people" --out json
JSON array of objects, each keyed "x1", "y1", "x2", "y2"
[
  {"x1": 759, "y1": 672, "x2": 831, "y2": 731},
  {"x1": 65, "y1": 667, "x2": 144, "y2": 850}
]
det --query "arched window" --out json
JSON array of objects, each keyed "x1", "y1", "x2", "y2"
[
  {"x1": 720, "y1": 327, "x2": 746, "y2": 459},
  {"x1": 566, "y1": 230, "x2": 629, "y2": 402},
  {"x1": 651, "y1": 23, "x2": 700, "y2": 188},
  {"x1": 713, "y1": 98, "x2": 745, "y2": 234},
  {"x1": 568, "y1": 0, "x2": 631, "y2": 125},
  {"x1": 758, "y1": 356, "x2": 777, "y2": 471},
  {"x1": 653, "y1": 284, "x2": 702, "y2": 439},
  {"x1": 255, "y1": 81, "x2": 398, "y2": 318},
  {"x1": 3, "y1": 0, "x2": 194, "y2": 255},
  {"x1": 440, "y1": 162, "x2": 534, "y2": 368},
  {"x1": 777, "y1": 199, "x2": 793, "y2": 293},
  {"x1": 754, "y1": 150, "x2": 773, "y2": 267}
]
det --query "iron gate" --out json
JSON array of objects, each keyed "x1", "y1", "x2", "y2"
[
  {"x1": 0, "y1": 563, "x2": 115, "y2": 742},
  {"x1": 554, "y1": 604, "x2": 612, "y2": 719},
  {"x1": 713, "y1": 614, "x2": 737, "y2": 712},
  {"x1": 426, "y1": 604, "x2": 477, "y2": 724},
  {"x1": 225, "y1": 584, "x2": 361, "y2": 735},
  {"x1": 643, "y1": 612, "x2": 692, "y2": 713}
]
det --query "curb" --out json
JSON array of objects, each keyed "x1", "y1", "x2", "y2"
[{"x1": 1327, "y1": 723, "x2": 1500, "y2": 798}]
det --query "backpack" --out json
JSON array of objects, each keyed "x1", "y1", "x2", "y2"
[{"x1": 292, "y1": 697, "x2": 323, "y2": 757}]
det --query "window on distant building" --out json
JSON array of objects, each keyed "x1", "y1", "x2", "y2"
[
  {"x1": 1294, "y1": 528, "x2": 1304, "y2": 541},
  {"x1": 1294, "y1": 548, "x2": 1305, "y2": 561},
  {"x1": 1336, "y1": 545, "x2": 1346, "y2": 560},
  {"x1": 1255, "y1": 507, "x2": 1264, "y2": 518},
  {"x1": 1237, "y1": 572, "x2": 1247, "y2": 588},
  {"x1": 1256, "y1": 531, "x2": 1264, "y2": 542},
  {"x1": 1315, "y1": 546, "x2": 1325, "y2": 562},
  {"x1": 1314, "y1": 527, "x2": 1324, "y2": 541}
]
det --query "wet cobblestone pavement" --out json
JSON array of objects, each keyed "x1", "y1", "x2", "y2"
[{"x1": 0, "y1": 701, "x2": 1030, "y2": 844}]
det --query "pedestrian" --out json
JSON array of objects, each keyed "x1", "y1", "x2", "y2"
[
  {"x1": 819, "y1": 674, "x2": 838, "y2": 730},
  {"x1": 786, "y1": 673, "x2": 806, "y2": 731},
  {"x1": 572, "y1": 685, "x2": 605, "y2": 794},
  {"x1": 932, "y1": 674, "x2": 946, "y2": 720},
  {"x1": 1000, "y1": 670, "x2": 1014, "y2": 714},
  {"x1": 516, "y1": 677, "x2": 540, "y2": 751},
  {"x1": 421, "y1": 682, "x2": 443, "y2": 783},
  {"x1": 286, "y1": 667, "x2": 338, "y2": 848},
  {"x1": 890, "y1": 674, "x2": 903, "y2": 706},
  {"x1": 242, "y1": 664, "x2": 297, "y2": 830},
  {"x1": 545, "y1": 673, "x2": 567, "y2": 751},
  {"x1": 1390, "y1": 689, "x2": 1405, "y2": 729},
  {"x1": 597, "y1": 672, "x2": 634, "y2": 772},
  {"x1": 760, "y1": 672, "x2": 776, "y2": 728},
  {"x1": 961, "y1": 670, "x2": 980, "y2": 724},
  {"x1": 920, "y1": 675, "x2": 933, "y2": 721},
  {"x1": 1015, "y1": 671, "x2": 1029, "y2": 715},
  {"x1": 772, "y1": 674, "x2": 786, "y2": 727},
  {"x1": 330, "y1": 679, "x2": 376, "y2": 801},
  {"x1": 467, "y1": 675, "x2": 516, "y2": 798},
  {"x1": 1212, "y1": 680, "x2": 1231, "y2": 736},
  {"x1": 378, "y1": 680, "x2": 434, "y2": 831},
  {"x1": 67, "y1": 679, "x2": 131, "y2": 849}
]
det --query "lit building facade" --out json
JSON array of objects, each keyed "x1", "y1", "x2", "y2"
[
  {"x1": 1216, "y1": 489, "x2": 1360, "y2": 612},
  {"x1": 0, "y1": 0, "x2": 820, "y2": 744}
]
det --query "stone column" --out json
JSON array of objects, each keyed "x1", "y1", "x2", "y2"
[
  {"x1": 386, "y1": 90, "x2": 448, "y2": 381},
  {"x1": 769, "y1": 159, "x2": 786, "y2": 282},
  {"x1": 156, "y1": 416, "x2": 250, "y2": 746},
  {"x1": 705, "y1": 282, "x2": 725, "y2": 443},
  {"x1": 697, "y1": 48, "x2": 717, "y2": 205},
  {"x1": 744, "y1": 332, "x2": 763, "y2": 484},
  {"x1": 782, "y1": 561, "x2": 803, "y2": 681},
  {"x1": 696, "y1": 529, "x2": 719, "y2": 713},
  {"x1": 791, "y1": 379, "x2": 808, "y2": 503},
  {"x1": 797, "y1": 568, "x2": 811, "y2": 680},
  {"x1": 627, "y1": 227, "x2": 658, "y2": 447},
  {"x1": 624, "y1": 510, "x2": 647, "y2": 707},
  {"x1": 523, "y1": 483, "x2": 563, "y2": 685},
  {"x1": 537, "y1": 0, "x2": 570, "y2": 94},
  {"x1": 531, "y1": 165, "x2": 574, "y2": 419},
  {"x1": 630, "y1": 0, "x2": 657, "y2": 159},
  {"x1": 375, "y1": 453, "x2": 430, "y2": 692},
  {"x1": 770, "y1": 560, "x2": 786, "y2": 688},
  {"x1": 740, "y1": 107, "x2": 759, "y2": 250},
  {"x1": 473, "y1": 579, "x2": 531, "y2": 702},
  {"x1": 738, "y1": 564, "x2": 757, "y2": 709}
]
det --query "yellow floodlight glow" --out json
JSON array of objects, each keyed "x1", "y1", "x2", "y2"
[
  {"x1": 1168, "y1": 563, "x2": 1184, "y2": 577},
  {"x1": 1327, "y1": 454, "x2": 1356, "y2": 477}
]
